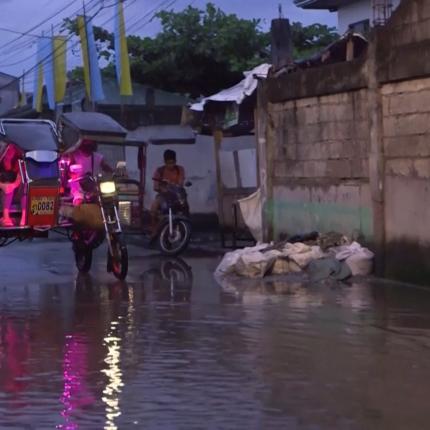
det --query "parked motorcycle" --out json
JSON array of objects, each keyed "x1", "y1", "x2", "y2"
[{"x1": 152, "y1": 179, "x2": 192, "y2": 256}]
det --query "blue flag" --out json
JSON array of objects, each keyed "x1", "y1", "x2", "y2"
[{"x1": 86, "y1": 16, "x2": 105, "y2": 102}]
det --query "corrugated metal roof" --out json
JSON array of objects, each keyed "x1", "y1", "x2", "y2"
[{"x1": 61, "y1": 78, "x2": 190, "y2": 107}]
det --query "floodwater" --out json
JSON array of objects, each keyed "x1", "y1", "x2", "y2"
[{"x1": 1, "y1": 241, "x2": 430, "y2": 429}]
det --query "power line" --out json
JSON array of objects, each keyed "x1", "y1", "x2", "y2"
[
  {"x1": 20, "y1": 0, "x2": 132, "y2": 83},
  {"x1": 0, "y1": 0, "x2": 84, "y2": 54},
  {"x1": 0, "y1": 0, "x2": 102, "y2": 68},
  {"x1": 2, "y1": 0, "x2": 184, "y2": 92},
  {"x1": 0, "y1": 5, "x2": 108, "y2": 92},
  {"x1": 0, "y1": 0, "x2": 104, "y2": 65},
  {"x1": 127, "y1": 0, "x2": 178, "y2": 33}
]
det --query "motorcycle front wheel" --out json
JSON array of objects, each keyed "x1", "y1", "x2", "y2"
[
  {"x1": 74, "y1": 246, "x2": 93, "y2": 273},
  {"x1": 158, "y1": 220, "x2": 191, "y2": 256},
  {"x1": 107, "y1": 234, "x2": 128, "y2": 280}
]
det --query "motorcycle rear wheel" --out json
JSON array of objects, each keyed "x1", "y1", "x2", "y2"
[
  {"x1": 158, "y1": 220, "x2": 191, "y2": 256},
  {"x1": 107, "y1": 234, "x2": 128, "y2": 280}
]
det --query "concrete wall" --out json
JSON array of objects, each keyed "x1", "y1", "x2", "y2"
[
  {"x1": 375, "y1": 0, "x2": 430, "y2": 281},
  {"x1": 122, "y1": 135, "x2": 256, "y2": 216},
  {"x1": 264, "y1": 70, "x2": 372, "y2": 241},
  {"x1": 259, "y1": 0, "x2": 430, "y2": 283}
]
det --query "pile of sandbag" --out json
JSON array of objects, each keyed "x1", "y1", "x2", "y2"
[{"x1": 215, "y1": 234, "x2": 374, "y2": 281}]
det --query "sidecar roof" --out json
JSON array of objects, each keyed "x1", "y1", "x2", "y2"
[
  {"x1": 0, "y1": 119, "x2": 58, "y2": 152},
  {"x1": 59, "y1": 112, "x2": 131, "y2": 152}
]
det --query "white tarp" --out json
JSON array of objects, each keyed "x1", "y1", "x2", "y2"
[
  {"x1": 238, "y1": 188, "x2": 263, "y2": 243},
  {"x1": 190, "y1": 63, "x2": 271, "y2": 112}
]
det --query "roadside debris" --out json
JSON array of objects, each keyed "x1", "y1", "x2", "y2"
[{"x1": 215, "y1": 232, "x2": 374, "y2": 282}]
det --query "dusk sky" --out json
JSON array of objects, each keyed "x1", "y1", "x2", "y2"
[{"x1": 0, "y1": 0, "x2": 336, "y2": 87}]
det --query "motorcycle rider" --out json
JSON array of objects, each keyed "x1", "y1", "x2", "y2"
[
  {"x1": 150, "y1": 149, "x2": 185, "y2": 234},
  {"x1": 68, "y1": 139, "x2": 113, "y2": 206}
]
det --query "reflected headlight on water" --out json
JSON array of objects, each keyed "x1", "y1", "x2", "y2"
[{"x1": 100, "y1": 181, "x2": 116, "y2": 196}]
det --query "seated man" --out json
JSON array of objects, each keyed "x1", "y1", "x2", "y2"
[
  {"x1": 0, "y1": 141, "x2": 26, "y2": 226},
  {"x1": 150, "y1": 149, "x2": 185, "y2": 233},
  {"x1": 68, "y1": 139, "x2": 113, "y2": 206}
]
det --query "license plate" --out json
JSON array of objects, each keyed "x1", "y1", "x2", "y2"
[{"x1": 31, "y1": 197, "x2": 55, "y2": 216}]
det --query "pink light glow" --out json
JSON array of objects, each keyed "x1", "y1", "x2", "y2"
[{"x1": 57, "y1": 334, "x2": 95, "y2": 430}]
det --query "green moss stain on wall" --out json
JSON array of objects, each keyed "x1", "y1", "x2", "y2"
[{"x1": 271, "y1": 199, "x2": 373, "y2": 239}]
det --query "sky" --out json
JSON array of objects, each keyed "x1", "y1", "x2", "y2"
[{"x1": 0, "y1": 0, "x2": 336, "y2": 90}]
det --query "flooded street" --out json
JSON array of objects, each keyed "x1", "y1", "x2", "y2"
[{"x1": 1, "y1": 240, "x2": 430, "y2": 429}]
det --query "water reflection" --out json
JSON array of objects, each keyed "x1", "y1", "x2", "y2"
[
  {"x1": 3, "y1": 250, "x2": 430, "y2": 429},
  {"x1": 59, "y1": 334, "x2": 94, "y2": 430},
  {"x1": 141, "y1": 256, "x2": 193, "y2": 303},
  {"x1": 102, "y1": 320, "x2": 123, "y2": 430}
]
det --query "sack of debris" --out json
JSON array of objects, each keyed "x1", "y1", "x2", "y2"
[
  {"x1": 215, "y1": 244, "x2": 269, "y2": 278},
  {"x1": 235, "y1": 249, "x2": 282, "y2": 278},
  {"x1": 331, "y1": 241, "x2": 374, "y2": 276}
]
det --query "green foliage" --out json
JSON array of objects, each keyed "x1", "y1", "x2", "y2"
[
  {"x1": 64, "y1": 3, "x2": 338, "y2": 96},
  {"x1": 291, "y1": 22, "x2": 338, "y2": 59}
]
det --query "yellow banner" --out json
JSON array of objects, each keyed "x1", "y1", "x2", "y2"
[
  {"x1": 77, "y1": 16, "x2": 91, "y2": 99},
  {"x1": 118, "y1": 1, "x2": 132, "y2": 96},
  {"x1": 53, "y1": 36, "x2": 67, "y2": 103}
]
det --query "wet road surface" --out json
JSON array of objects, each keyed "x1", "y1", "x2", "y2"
[{"x1": 1, "y1": 239, "x2": 430, "y2": 429}]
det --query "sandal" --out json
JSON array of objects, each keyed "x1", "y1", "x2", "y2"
[{"x1": 0, "y1": 218, "x2": 14, "y2": 227}]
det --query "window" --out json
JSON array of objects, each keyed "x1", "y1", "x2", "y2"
[{"x1": 349, "y1": 19, "x2": 370, "y2": 35}]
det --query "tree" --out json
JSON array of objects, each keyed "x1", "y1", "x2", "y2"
[
  {"x1": 291, "y1": 22, "x2": 338, "y2": 59},
  {"x1": 65, "y1": 3, "x2": 338, "y2": 97}
]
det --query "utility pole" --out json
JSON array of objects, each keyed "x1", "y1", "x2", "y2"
[
  {"x1": 270, "y1": 16, "x2": 293, "y2": 71},
  {"x1": 83, "y1": 0, "x2": 95, "y2": 111}
]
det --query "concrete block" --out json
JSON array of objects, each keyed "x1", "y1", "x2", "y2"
[
  {"x1": 351, "y1": 98, "x2": 369, "y2": 121},
  {"x1": 353, "y1": 121, "x2": 371, "y2": 140},
  {"x1": 297, "y1": 124, "x2": 321, "y2": 145},
  {"x1": 351, "y1": 157, "x2": 369, "y2": 179},
  {"x1": 384, "y1": 135, "x2": 430, "y2": 157},
  {"x1": 413, "y1": 158, "x2": 430, "y2": 178},
  {"x1": 286, "y1": 143, "x2": 298, "y2": 160},
  {"x1": 325, "y1": 159, "x2": 352, "y2": 178},
  {"x1": 383, "y1": 113, "x2": 430, "y2": 137},
  {"x1": 328, "y1": 140, "x2": 343, "y2": 158},
  {"x1": 321, "y1": 121, "x2": 354, "y2": 141},
  {"x1": 320, "y1": 103, "x2": 354, "y2": 123},
  {"x1": 385, "y1": 89, "x2": 430, "y2": 116},
  {"x1": 303, "y1": 160, "x2": 326, "y2": 177},
  {"x1": 296, "y1": 105, "x2": 320, "y2": 125},
  {"x1": 274, "y1": 160, "x2": 305, "y2": 179},
  {"x1": 296, "y1": 97, "x2": 319, "y2": 108},
  {"x1": 381, "y1": 77, "x2": 430, "y2": 96},
  {"x1": 321, "y1": 92, "x2": 351, "y2": 106},
  {"x1": 386, "y1": 159, "x2": 413, "y2": 177},
  {"x1": 417, "y1": 3, "x2": 430, "y2": 21}
]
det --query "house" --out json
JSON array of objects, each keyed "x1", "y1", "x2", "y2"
[
  {"x1": 0, "y1": 72, "x2": 19, "y2": 116},
  {"x1": 294, "y1": 0, "x2": 402, "y2": 34}
]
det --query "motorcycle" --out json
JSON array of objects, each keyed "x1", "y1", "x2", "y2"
[
  {"x1": 67, "y1": 172, "x2": 128, "y2": 280},
  {"x1": 56, "y1": 112, "x2": 132, "y2": 280},
  {"x1": 152, "y1": 179, "x2": 192, "y2": 256}
]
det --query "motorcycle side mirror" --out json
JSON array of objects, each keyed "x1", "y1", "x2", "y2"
[{"x1": 185, "y1": 181, "x2": 192, "y2": 187}]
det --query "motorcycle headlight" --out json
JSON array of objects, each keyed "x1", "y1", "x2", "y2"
[{"x1": 100, "y1": 181, "x2": 116, "y2": 195}]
